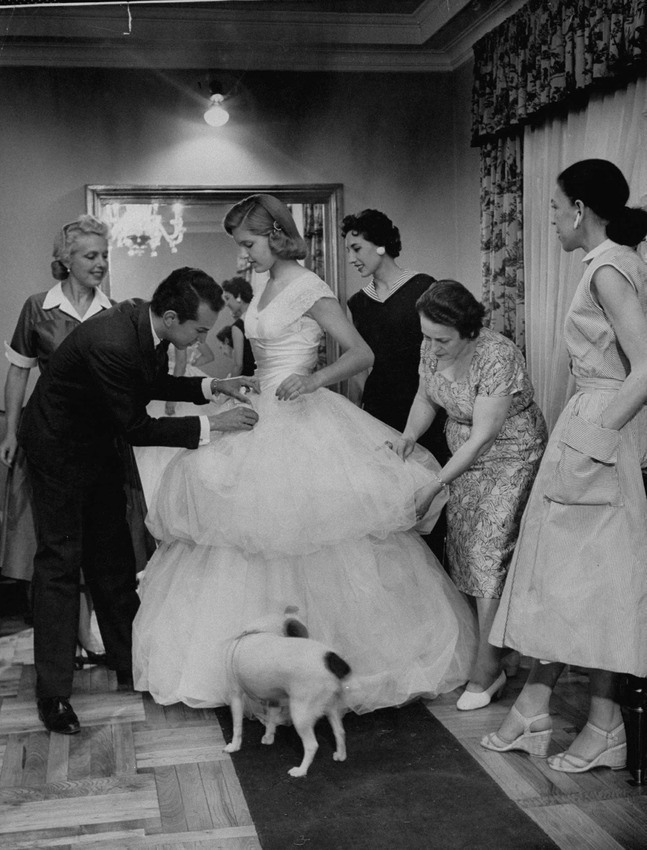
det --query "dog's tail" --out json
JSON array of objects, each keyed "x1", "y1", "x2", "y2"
[{"x1": 325, "y1": 651, "x2": 351, "y2": 680}]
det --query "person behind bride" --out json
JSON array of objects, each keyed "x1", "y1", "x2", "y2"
[
  {"x1": 342, "y1": 209, "x2": 450, "y2": 563},
  {"x1": 222, "y1": 276, "x2": 256, "y2": 376},
  {"x1": 133, "y1": 193, "x2": 478, "y2": 720}
]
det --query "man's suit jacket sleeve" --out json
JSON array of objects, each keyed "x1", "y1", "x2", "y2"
[{"x1": 87, "y1": 340, "x2": 205, "y2": 448}]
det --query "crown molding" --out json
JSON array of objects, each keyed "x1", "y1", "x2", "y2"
[
  {"x1": 0, "y1": 39, "x2": 453, "y2": 71},
  {"x1": 0, "y1": 0, "x2": 524, "y2": 72}
]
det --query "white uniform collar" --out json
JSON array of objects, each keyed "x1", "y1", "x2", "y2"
[{"x1": 42, "y1": 281, "x2": 112, "y2": 321}]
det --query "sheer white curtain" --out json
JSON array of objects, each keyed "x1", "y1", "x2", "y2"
[{"x1": 524, "y1": 76, "x2": 647, "y2": 430}]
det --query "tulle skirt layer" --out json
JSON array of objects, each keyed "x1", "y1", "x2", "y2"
[
  {"x1": 133, "y1": 531, "x2": 477, "y2": 712},
  {"x1": 146, "y1": 388, "x2": 446, "y2": 554}
]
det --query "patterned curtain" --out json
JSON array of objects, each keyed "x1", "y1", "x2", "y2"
[
  {"x1": 472, "y1": 0, "x2": 647, "y2": 145},
  {"x1": 303, "y1": 203, "x2": 325, "y2": 279},
  {"x1": 480, "y1": 136, "x2": 525, "y2": 350},
  {"x1": 302, "y1": 203, "x2": 328, "y2": 370},
  {"x1": 471, "y1": 0, "x2": 647, "y2": 343}
]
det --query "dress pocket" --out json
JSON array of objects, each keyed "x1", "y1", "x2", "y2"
[{"x1": 544, "y1": 414, "x2": 623, "y2": 506}]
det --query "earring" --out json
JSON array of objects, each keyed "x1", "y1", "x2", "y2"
[{"x1": 376, "y1": 246, "x2": 386, "y2": 255}]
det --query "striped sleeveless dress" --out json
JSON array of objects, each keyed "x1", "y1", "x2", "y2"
[{"x1": 490, "y1": 241, "x2": 647, "y2": 676}]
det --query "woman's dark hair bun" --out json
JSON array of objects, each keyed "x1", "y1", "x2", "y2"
[{"x1": 607, "y1": 206, "x2": 647, "y2": 248}]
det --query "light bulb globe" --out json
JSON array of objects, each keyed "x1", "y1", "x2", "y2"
[{"x1": 204, "y1": 94, "x2": 230, "y2": 127}]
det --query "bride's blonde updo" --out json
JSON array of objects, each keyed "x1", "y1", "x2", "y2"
[{"x1": 223, "y1": 194, "x2": 307, "y2": 261}]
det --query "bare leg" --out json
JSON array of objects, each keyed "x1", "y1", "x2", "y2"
[
  {"x1": 494, "y1": 659, "x2": 563, "y2": 741},
  {"x1": 465, "y1": 597, "x2": 503, "y2": 690}
]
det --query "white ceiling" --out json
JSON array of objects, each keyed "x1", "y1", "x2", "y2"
[{"x1": 0, "y1": 0, "x2": 526, "y2": 72}]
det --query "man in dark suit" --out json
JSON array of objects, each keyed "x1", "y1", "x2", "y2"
[{"x1": 19, "y1": 267, "x2": 259, "y2": 734}]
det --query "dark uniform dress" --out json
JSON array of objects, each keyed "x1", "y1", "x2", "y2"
[
  {"x1": 1, "y1": 284, "x2": 114, "y2": 581},
  {"x1": 348, "y1": 272, "x2": 449, "y2": 560}
]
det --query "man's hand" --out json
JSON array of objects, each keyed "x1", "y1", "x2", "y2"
[
  {"x1": 211, "y1": 376, "x2": 260, "y2": 403},
  {"x1": 209, "y1": 406, "x2": 259, "y2": 432}
]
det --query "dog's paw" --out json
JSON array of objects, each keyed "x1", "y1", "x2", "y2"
[
  {"x1": 333, "y1": 751, "x2": 347, "y2": 762},
  {"x1": 224, "y1": 742, "x2": 241, "y2": 753},
  {"x1": 261, "y1": 733, "x2": 275, "y2": 745},
  {"x1": 288, "y1": 766, "x2": 308, "y2": 778}
]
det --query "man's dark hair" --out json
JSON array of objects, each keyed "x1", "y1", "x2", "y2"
[{"x1": 151, "y1": 267, "x2": 223, "y2": 322}]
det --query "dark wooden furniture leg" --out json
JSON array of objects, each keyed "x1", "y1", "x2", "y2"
[{"x1": 622, "y1": 674, "x2": 647, "y2": 784}]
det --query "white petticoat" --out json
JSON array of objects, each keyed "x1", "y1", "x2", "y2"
[{"x1": 133, "y1": 387, "x2": 477, "y2": 713}]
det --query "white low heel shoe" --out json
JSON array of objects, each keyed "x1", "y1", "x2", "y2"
[{"x1": 456, "y1": 671, "x2": 506, "y2": 711}]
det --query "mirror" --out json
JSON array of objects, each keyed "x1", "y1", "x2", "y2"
[{"x1": 86, "y1": 184, "x2": 345, "y2": 386}]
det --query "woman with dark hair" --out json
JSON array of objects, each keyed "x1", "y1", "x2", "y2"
[
  {"x1": 221, "y1": 276, "x2": 256, "y2": 376},
  {"x1": 1, "y1": 214, "x2": 113, "y2": 661},
  {"x1": 393, "y1": 280, "x2": 547, "y2": 710},
  {"x1": 342, "y1": 209, "x2": 450, "y2": 558},
  {"x1": 133, "y1": 194, "x2": 477, "y2": 718},
  {"x1": 482, "y1": 159, "x2": 647, "y2": 773}
]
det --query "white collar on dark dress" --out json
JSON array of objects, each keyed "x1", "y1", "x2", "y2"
[
  {"x1": 362, "y1": 270, "x2": 418, "y2": 303},
  {"x1": 43, "y1": 281, "x2": 112, "y2": 322}
]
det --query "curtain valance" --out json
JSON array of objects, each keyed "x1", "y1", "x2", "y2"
[{"x1": 472, "y1": 0, "x2": 647, "y2": 145}]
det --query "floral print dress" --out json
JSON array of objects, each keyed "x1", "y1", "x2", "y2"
[{"x1": 420, "y1": 327, "x2": 547, "y2": 597}]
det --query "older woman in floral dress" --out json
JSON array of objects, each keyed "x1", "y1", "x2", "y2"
[{"x1": 393, "y1": 280, "x2": 547, "y2": 710}]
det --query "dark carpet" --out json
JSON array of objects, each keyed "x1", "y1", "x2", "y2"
[{"x1": 215, "y1": 700, "x2": 558, "y2": 850}]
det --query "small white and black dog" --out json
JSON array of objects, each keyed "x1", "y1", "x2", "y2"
[{"x1": 224, "y1": 606, "x2": 351, "y2": 777}]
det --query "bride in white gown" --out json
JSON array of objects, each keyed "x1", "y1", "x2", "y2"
[{"x1": 133, "y1": 194, "x2": 477, "y2": 714}]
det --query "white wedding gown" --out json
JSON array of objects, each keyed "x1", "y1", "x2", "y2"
[{"x1": 132, "y1": 271, "x2": 477, "y2": 714}]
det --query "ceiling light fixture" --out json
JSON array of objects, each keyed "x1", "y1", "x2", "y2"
[{"x1": 204, "y1": 83, "x2": 230, "y2": 127}]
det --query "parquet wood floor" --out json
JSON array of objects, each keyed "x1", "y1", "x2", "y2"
[
  {"x1": 1, "y1": 627, "x2": 647, "y2": 849},
  {"x1": 0, "y1": 629, "x2": 260, "y2": 849},
  {"x1": 427, "y1": 669, "x2": 647, "y2": 849}
]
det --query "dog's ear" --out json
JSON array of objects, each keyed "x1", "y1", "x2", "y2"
[{"x1": 284, "y1": 618, "x2": 309, "y2": 639}]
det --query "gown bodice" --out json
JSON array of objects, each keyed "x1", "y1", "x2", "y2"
[{"x1": 244, "y1": 271, "x2": 334, "y2": 391}]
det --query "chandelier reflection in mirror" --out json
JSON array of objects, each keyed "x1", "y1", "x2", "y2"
[{"x1": 105, "y1": 202, "x2": 186, "y2": 257}]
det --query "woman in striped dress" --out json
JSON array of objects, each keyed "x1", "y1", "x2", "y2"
[{"x1": 482, "y1": 159, "x2": 647, "y2": 773}]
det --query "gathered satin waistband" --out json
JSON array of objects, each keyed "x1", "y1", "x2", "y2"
[{"x1": 575, "y1": 377, "x2": 623, "y2": 392}]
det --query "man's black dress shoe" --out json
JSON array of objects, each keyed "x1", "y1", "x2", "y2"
[{"x1": 37, "y1": 697, "x2": 80, "y2": 734}]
